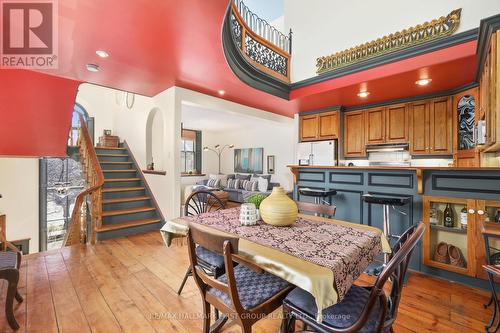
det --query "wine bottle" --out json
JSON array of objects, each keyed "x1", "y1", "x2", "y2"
[
  {"x1": 460, "y1": 206, "x2": 468, "y2": 229},
  {"x1": 444, "y1": 203, "x2": 454, "y2": 228},
  {"x1": 495, "y1": 209, "x2": 500, "y2": 223}
]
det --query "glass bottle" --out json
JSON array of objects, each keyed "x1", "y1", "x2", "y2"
[
  {"x1": 460, "y1": 206, "x2": 468, "y2": 229},
  {"x1": 495, "y1": 209, "x2": 500, "y2": 223},
  {"x1": 444, "y1": 203, "x2": 454, "y2": 228}
]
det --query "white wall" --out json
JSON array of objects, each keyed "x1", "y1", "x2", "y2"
[
  {"x1": 284, "y1": 0, "x2": 500, "y2": 81},
  {"x1": 0, "y1": 158, "x2": 39, "y2": 253},
  {"x1": 202, "y1": 125, "x2": 295, "y2": 190}
]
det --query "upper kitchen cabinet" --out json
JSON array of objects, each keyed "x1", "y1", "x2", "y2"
[
  {"x1": 409, "y1": 97, "x2": 452, "y2": 155},
  {"x1": 344, "y1": 110, "x2": 366, "y2": 157},
  {"x1": 479, "y1": 31, "x2": 500, "y2": 152},
  {"x1": 386, "y1": 103, "x2": 409, "y2": 143},
  {"x1": 453, "y1": 87, "x2": 480, "y2": 167},
  {"x1": 299, "y1": 111, "x2": 339, "y2": 142},
  {"x1": 365, "y1": 107, "x2": 385, "y2": 144}
]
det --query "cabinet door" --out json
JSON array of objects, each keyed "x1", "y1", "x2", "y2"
[
  {"x1": 386, "y1": 104, "x2": 408, "y2": 143},
  {"x1": 429, "y1": 97, "x2": 453, "y2": 155},
  {"x1": 409, "y1": 101, "x2": 429, "y2": 155},
  {"x1": 318, "y1": 111, "x2": 339, "y2": 140},
  {"x1": 453, "y1": 88, "x2": 480, "y2": 167},
  {"x1": 365, "y1": 107, "x2": 385, "y2": 144},
  {"x1": 344, "y1": 111, "x2": 366, "y2": 157},
  {"x1": 300, "y1": 115, "x2": 319, "y2": 142},
  {"x1": 485, "y1": 32, "x2": 498, "y2": 147}
]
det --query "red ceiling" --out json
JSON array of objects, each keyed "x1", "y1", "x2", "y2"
[{"x1": 0, "y1": 0, "x2": 481, "y2": 156}]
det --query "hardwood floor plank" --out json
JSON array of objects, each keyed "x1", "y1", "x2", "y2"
[
  {"x1": 25, "y1": 254, "x2": 58, "y2": 333},
  {"x1": 1, "y1": 231, "x2": 492, "y2": 333},
  {"x1": 62, "y1": 251, "x2": 123, "y2": 333},
  {"x1": 82, "y1": 245, "x2": 157, "y2": 333},
  {"x1": 44, "y1": 252, "x2": 92, "y2": 333}
]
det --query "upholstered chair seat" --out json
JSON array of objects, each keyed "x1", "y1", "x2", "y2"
[
  {"x1": 208, "y1": 265, "x2": 291, "y2": 310},
  {"x1": 284, "y1": 286, "x2": 384, "y2": 333},
  {"x1": 195, "y1": 246, "x2": 225, "y2": 269}
]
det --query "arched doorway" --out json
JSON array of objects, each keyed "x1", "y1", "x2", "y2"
[
  {"x1": 69, "y1": 103, "x2": 93, "y2": 146},
  {"x1": 146, "y1": 108, "x2": 164, "y2": 170}
]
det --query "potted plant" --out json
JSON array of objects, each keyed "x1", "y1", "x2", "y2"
[{"x1": 245, "y1": 193, "x2": 267, "y2": 220}]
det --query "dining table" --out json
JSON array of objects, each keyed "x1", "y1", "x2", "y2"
[{"x1": 160, "y1": 207, "x2": 391, "y2": 321}]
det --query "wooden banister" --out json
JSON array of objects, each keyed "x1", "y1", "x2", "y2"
[{"x1": 63, "y1": 115, "x2": 104, "y2": 246}]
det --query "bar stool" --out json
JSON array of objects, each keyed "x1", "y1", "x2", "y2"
[
  {"x1": 298, "y1": 188, "x2": 337, "y2": 216},
  {"x1": 363, "y1": 194, "x2": 410, "y2": 275}
]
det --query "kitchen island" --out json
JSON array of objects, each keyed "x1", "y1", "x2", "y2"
[{"x1": 288, "y1": 165, "x2": 500, "y2": 289}]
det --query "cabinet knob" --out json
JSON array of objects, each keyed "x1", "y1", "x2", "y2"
[
  {"x1": 477, "y1": 210, "x2": 485, "y2": 215},
  {"x1": 468, "y1": 209, "x2": 476, "y2": 214}
]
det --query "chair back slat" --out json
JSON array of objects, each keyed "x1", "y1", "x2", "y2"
[
  {"x1": 184, "y1": 190, "x2": 225, "y2": 216},
  {"x1": 296, "y1": 201, "x2": 336, "y2": 218}
]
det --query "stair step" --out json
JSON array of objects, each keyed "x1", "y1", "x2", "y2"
[
  {"x1": 96, "y1": 218, "x2": 162, "y2": 232},
  {"x1": 97, "y1": 153, "x2": 129, "y2": 157},
  {"x1": 103, "y1": 196, "x2": 150, "y2": 204},
  {"x1": 102, "y1": 206, "x2": 156, "y2": 217},
  {"x1": 100, "y1": 162, "x2": 133, "y2": 165},
  {"x1": 103, "y1": 169, "x2": 137, "y2": 173},
  {"x1": 102, "y1": 187, "x2": 145, "y2": 193},
  {"x1": 104, "y1": 178, "x2": 141, "y2": 182},
  {"x1": 95, "y1": 147, "x2": 126, "y2": 150}
]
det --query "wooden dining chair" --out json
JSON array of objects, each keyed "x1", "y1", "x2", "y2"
[
  {"x1": 178, "y1": 190, "x2": 227, "y2": 296},
  {"x1": 0, "y1": 219, "x2": 23, "y2": 330},
  {"x1": 187, "y1": 222, "x2": 293, "y2": 333},
  {"x1": 296, "y1": 201, "x2": 336, "y2": 218},
  {"x1": 281, "y1": 223, "x2": 425, "y2": 333}
]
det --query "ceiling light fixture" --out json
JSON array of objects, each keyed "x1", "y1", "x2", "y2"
[
  {"x1": 416, "y1": 78, "x2": 432, "y2": 86},
  {"x1": 218, "y1": 90, "x2": 225, "y2": 96},
  {"x1": 96, "y1": 50, "x2": 109, "y2": 58},
  {"x1": 357, "y1": 91, "x2": 370, "y2": 98},
  {"x1": 86, "y1": 63, "x2": 100, "y2": 72}
]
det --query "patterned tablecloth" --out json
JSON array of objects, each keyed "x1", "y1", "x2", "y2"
[{"x1": 161, "y1": 207, "x2": 390, "y2": 321}]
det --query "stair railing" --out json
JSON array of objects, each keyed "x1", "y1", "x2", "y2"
[
  {"x1": 63, "y1": 114, "x2": 104, "y2": 246},
  {"x1": 230, "y1": 0, "x2": 292, "y2": 82}
]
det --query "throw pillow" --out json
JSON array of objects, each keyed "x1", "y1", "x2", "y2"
[
  {"x1": 255, "y1": 174, "x2": 272, "y2": 190},
  {"x1": 206, "y1": 178, "x2": 221, "y2": 188},
  {"x1": 226, "y1": 178, "x2": 240, "y2": 189},
  {"x1": 209, "y1": 174, "x2": 228, "y2": 187},
  {"x1": 235, "y1": 174, "x2": 251, "y2": 181},
  {"x1": 242, "y1": 180, "x2": 258, "y2": 191},
  {"x1": 257, "y1": 177, "x2": 269, "y2": 193}
]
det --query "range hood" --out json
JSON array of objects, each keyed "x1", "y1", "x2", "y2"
[{"x1": 365, "y1": 143, "x2": 409, "y2": 153}]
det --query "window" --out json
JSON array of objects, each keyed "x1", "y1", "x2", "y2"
[{"x1": 181, "y1": 129, "x2": 201, "y2": 174}]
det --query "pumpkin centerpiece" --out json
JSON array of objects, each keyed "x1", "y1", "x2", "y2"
[{"x1": 259, "y1": 186, "x2": 297, "y2": 226}]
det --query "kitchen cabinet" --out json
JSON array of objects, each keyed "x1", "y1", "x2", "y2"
[
  {"x1": 409, "y1": 97, "x2": 452, "y2": 155},
  {"x1": 344, "y1": 110, "x2": 366, "y2": 157},
  {"x1": 386, "y1": 103, "x2": 408, "y2": 143},
  {"x1": 453, "y1": 87, "x2": 480, "y2": 167},
  {"x1": 299, "y1": 114, "x2": 319, "y2": 141},
  {"x1": 480, "y1": 31, "x2": 500, "y2": 152},
  {"x1": 299, "y1": 111, "x2": 339, "y2": 142},
  {"x1": 423, "y1": 196, "x2": 500, "y2": 279},
  {"x1": 365, "y1": 107, "x2": 385, "y2": 144}
]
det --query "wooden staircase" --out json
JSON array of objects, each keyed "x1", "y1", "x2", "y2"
[{"x1": 95, "y1": 145, "x2": 164, "y2": 240}]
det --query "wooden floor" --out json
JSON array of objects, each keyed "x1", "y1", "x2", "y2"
[{"x1": 0, "y1": 231, "x2": 493, "y2": 333}]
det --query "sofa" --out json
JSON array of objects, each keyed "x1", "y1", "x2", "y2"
[{"x1": 194, "y1": 174, "x2": 290, "y2": 203}]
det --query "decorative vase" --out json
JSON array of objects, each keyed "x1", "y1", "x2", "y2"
[{"x1": 260, "y1": 187, "x2": 298, "y2": 226}]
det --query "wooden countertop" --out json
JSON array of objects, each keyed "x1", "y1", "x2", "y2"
[{"x1": 287, "y1": 165, "x2": 500, "y2": 171}]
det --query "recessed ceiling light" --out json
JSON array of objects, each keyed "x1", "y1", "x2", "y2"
[
  {"x1": 218, "y1": 90, "x2": 225, "y2": 96},
  {"x1": 96, "y1": 50, "x2": 109, "y2": 58},
  {"x1": 416, "y1": 78, "x2": 432, "y2": 86},
  {"x1": 357, "y1": 91, "x2": 370, "y2": 98},
  {"x1": 86, "y1": 64, "x2": 100, "y2": 72}
]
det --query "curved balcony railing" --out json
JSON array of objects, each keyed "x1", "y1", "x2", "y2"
[{"x1": 228, "y1": 0, "x2": 292, "y2": 83}]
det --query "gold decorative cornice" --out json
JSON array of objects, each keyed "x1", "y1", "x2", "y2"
[{"x1": 316, "y1": 8, "x2": 462, "y2": 75}]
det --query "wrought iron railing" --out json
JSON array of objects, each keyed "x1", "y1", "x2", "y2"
[
  {"x1": 230, "y1": 0, "x2": 291, "y2": 82},
  {"x1": 63, "y1": 114, "x2": 103, "y2": 246}
]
